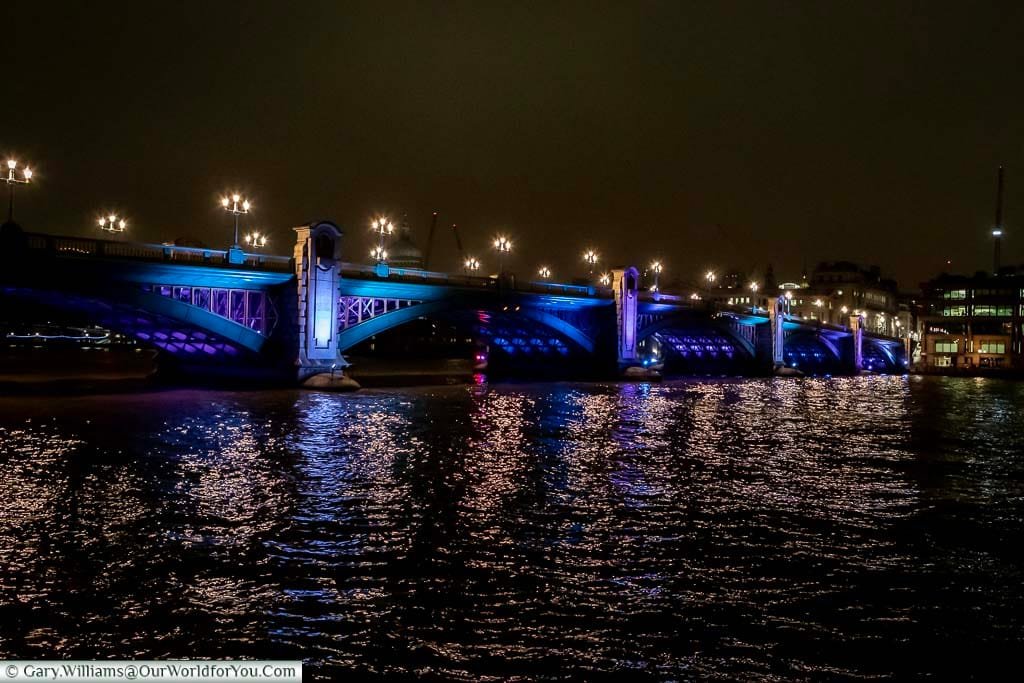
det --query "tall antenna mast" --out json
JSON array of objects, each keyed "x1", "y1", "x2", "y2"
[
  {"x1": 423, "y1": 211, "x2": 439, "y2": 270},
  {"x1": 992, "y1": 165, "x2": 1005, "y2": 274}
]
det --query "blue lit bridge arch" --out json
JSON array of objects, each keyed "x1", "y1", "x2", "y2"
[
  {"x1": 1, "y1": 234, "x2": 294, "y2": 363},
  {"x1": 334, "y1": 265, "x2": 609, "y2": 365}
]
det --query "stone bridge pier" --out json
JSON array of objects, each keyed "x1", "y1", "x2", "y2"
[{"x1": 292, "y1": 221, "x2": 350, "y2": 386}]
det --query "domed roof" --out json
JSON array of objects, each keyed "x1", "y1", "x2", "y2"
[{"x1": 388, "y1": 216, "x2": 424, "y2": 268}]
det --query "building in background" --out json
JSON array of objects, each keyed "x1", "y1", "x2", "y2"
[
  {"x1": 702, "y1": 261, "x2": 903, "y2": 336},
  {"x1": 917, "y1": 270, "x2": 1024, "y2": 371},
  {"x1": 388, "y1": 216, "x2": 425, "y2": 269}
]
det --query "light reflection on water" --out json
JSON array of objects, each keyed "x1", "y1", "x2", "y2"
[{"x1": 1, "y1": 376, "x2": 1023, "y2": 678}]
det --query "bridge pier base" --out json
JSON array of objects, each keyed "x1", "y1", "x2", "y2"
[
  {"x1": 293, "y1": 221, "x2": 347, "y2": 382},
  {"x1": 612, "y1": 267, "x2": 640, "y2": 371},
  {"x1": 769, "y1": 296, "x2": 785, "y2": 372},
  {"x1": 849, "y1": 314, "x2": 864, "y2": 374}
]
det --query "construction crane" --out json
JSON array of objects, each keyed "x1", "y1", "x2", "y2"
[
  {"x1": 421, "y1": 209, "x2": 469, "y2": 270},
  {"x1": 451, "y1": 222, "x2": 465, "y2": 264}
]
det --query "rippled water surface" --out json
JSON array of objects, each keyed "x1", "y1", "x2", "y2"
[{"x1": 2, "y1": 376, "x2": 1024, "y2": 680}]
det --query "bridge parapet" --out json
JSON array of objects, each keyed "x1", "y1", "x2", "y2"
[{"x1": 22, "y1": 232, "x2": 293, "y2": 272}]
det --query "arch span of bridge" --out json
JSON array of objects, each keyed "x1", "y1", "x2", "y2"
[
  {"x1": 1, "y1": 232, "x2": 294, "y2": 362},
  {"x1": 1, "y1": 226, "x2": 909, "y2": 380},
  {"x1": 334, "y1": 274, "x2": 604, "y2": 357}
]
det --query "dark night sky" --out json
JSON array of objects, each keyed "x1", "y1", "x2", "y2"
[{"x1": 6, "y1": 1, "x2": 1024, "y2": 287}]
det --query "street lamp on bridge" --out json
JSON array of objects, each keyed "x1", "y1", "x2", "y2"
[
  {"x1": 245, "y1": 231, "x2": 268, "y2": 249},
  {"x1": 97, "y1": 214, "x2": 127, "y2": 234},
  {"x1": 371, "y1": 246, "x2": 388, "y2": 263},
  {"x1": 221, "y1": 194, "x2": 251, "y2": 248},
  {"x1": 464, "y1": 256, "x2": 480, "y2": 274},
  {"x1": 538, "y1": 266, "x2": 551, "y2": 279},
  {"x1": 372, "y1": 217, "x2": 394, "y2": 262},
  {"x1": 749, "y1": 281, "x2": 760, "y2": 313},
  {"x1": 493, "y1": 236, "x2": 512, "y2": 274},
  {"x1": 649, "y1": 260, "x2": 663, "y2": 292},
  {"x1": 599, "y1": 272, "x2": 611, "y2": 286},
  {"x1": 583, "y1": 249, "x2": 599, "y2": 279},
  {"x1": 4, "y1": 159, "x2": 33, "y2": 225}
]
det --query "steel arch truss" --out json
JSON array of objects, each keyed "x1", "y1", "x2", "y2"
[
  {"x1": 1, "y1": 286, "x2": 257, "y2": 357},
  {"x1": 638, "y1": 311, "x2": 757, "y2": 359},
  {"x1": 452, "y1": 309, "x2": 583, "y2": 358},
  {"x1": 339, "y1": 295, "x2": 424, "y2": 331},
  {"x1": 863, "y1": 338, "x2": 904, "y2": 372},
  {"x1": 334, "y1": 293, "x2": 599, "y2": 356},
  {"x1": 141, "y1": 283, "x2": 277, "y2": 337}
]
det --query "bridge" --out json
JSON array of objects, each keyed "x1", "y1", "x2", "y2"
[{"x1": 0, "y1": 221, "x2": 907, "y2": 383}]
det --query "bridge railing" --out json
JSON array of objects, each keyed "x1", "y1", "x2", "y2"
[
  {"x1": 23, "y1": 233, "x2": 294, "y2": 272},
  {"x1": 338, "y1": 264, "x2": 617, "y2": 299},
  {"x1": 339, "y1": 263, "x2": 495, "y2": 288}
]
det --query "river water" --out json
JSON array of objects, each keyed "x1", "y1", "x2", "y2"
[{"x1": 1, "y1": 376, "x2": 1022, "y2": 680}]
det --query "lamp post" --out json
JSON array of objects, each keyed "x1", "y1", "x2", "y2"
[
  {"x1": 97, "y1": 214, "x2": 127, "y2": 234},
  {"x1": 4, "y1": 159, "x2": 33, "y2": 224},
  {"x1": 538, "y1": 266, "x2": 551, "y2": 279},
  {"x1": 650, "y1": 260, "x2": 663, "y2": 292},
  {"x1": 583, "y1": 249, "x2": 599, "y2": 279},
  {"x1": 220, "y1": 194, "x2": 251, "y2": 247},
  {"x1": 784, "y1": 290, "x2": 793, "y2": 315},
  {"x1": 493, "y1": 236, "x2": 512, "y2": 274},
  {"x1": 371, "y1": 246, "x2": 388, "y2": 263},
  {"x1": 749, "y1": 281, "x2": 760, "y2": 313},
  {"x1": 464, "y1": 256, "x2": 480, "y2": 274},
  {"x1": 372, "y1": 217, "x2": 394, "y2": 261},
  {"x1": 244, "y1": 231, "x2": 268, "y2": 249},
  {"x1": 599, "y1": 272, "x2": 611, "y2": 286}
]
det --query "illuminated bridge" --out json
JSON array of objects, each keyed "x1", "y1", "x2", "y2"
[{"x1": 0, "y1": 222, "x2": 907, "y2": 382}]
